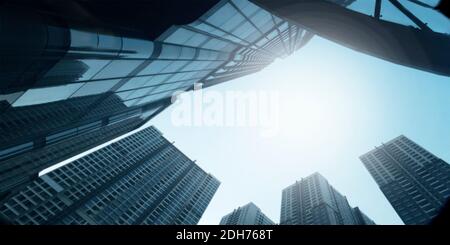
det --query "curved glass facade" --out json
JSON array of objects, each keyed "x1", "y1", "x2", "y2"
[{"x1": 0, "y1": 0, "x2": 311, "y2": 198}]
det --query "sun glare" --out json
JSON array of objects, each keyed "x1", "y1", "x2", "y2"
[{"x1": 254, "y1": 51, "x2": 367, "y2": 152}]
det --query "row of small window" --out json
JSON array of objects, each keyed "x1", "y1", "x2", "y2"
[
  {"x1": 2, "y1": 196, "x2": 65, "y2": 224},
  {"x1": 117, "y1": 139, "x2": 166, "y2": 158},
  {"x1": 112, "y1": 166, "x2": 191, "y2": 223},
  {"x1": 161, "y1": 172, "x2": 206, "y2": 204},
  {"x1": 54, "y1": 148, "x2": 121, "y2": 180},
  {"x1": 170, "y1": 200, "x2": 208, "y2": 225},
  {"x1": 0, "y1": 141, "x2": 33, "y2": 160},
  {"x1": 389, "y1": 144, "x2": 426, "y2": 161},
  {"x1": 88, "y1": 151, "x2": 177, "y2": 209},
  {"x1": 144, "y1": 198, "x2": 195, "y2": 224},
  {"x1": 50, "y1": 155, "x2": 130, "y2": 192},
  {"x1": 156, "y1": 171, "x2": 218, "y2": 212},
  {"x1": 87, "y1": 153, "x2": 190, "y2": 219},
  {"x1": 150, "y1": 200, "x2": 187, "y2": 223},
  {"x1": 56, "y1": 145, "x2": 126, "y2": 183},
  {"x1": 113, "y1": 129, "x2": 165, "y2": 151},
  {"x1": 108, "y1": 144, "x2": 162, "y2": 164},
  {"x1": 61, "y1": 214, "x2": 90, "y2": 225},
  {"x1": 51, "y1": 144, "x2": 123, "y2": 175},
  {"x1": 85, "y1": 180, "x2": 153, "y2": 217}
]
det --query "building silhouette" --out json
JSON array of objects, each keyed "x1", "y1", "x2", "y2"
[
  {"x1": 0, "y1": 94, "x2": 162, "y2": 200},
  {"x1": 220, "y1": 202, "x2": 274, "y2": 225},
  {"x1": 360, "y1": 135, "x2": 450, "y2": 225},
  {"x1": 280, "y1": 172, "x2": 374, "y2": 225},
  {"x1": 0, "y1": 126, "x2": 220, "y2": 225}
]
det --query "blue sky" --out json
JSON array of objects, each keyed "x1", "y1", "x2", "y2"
[{"x1": 150, "y1": 36, "x2": 450, "y2": 225}]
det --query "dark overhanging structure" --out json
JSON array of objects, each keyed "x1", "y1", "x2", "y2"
[
  {"x1": 436, "y1": 0, "x2": 450, "y2": 19},
  {"x1": 0, "y1": 0, "x2": 221, "y2": 94},
  {"x1": 250, "y1": 0, "x2": 450, "y2": 76},
  {"x1": 2, "y1": 0, "x2": 448, "y2": 86},
  {"x1": 0, "y1": 0, "x2": 220, "y2": 41}
]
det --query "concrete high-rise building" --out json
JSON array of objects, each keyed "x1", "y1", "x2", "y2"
[
  {"x1": 280, "y1": 172, "x2": 373, "y2": 225},
  {"x1": 0, "y1": 126, "x2": 220, "y2": 225},
  {"x1": 0, "y1": 0, "x2": 315, "y2": 196},
  {"x1": 352, "y1": 207, "x2": 376, "y2": 225},
  {"x1": 0, "y1": 94, "x2": 161, "y2": 200},
  {"x1": 219, "y1": 202, "x2": 274, "y2": 225},
  {"x1": 360, "y1": 135, "x2": 450, "y2": 225}
]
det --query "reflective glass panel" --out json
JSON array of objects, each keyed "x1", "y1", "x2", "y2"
[
  {"x1": 184, "y1": 33, "x2": 209, "y2": 47},
  {"x1": 13, "y1": 83, "x2": 84, "y2": 107},
  {"x1": 93, "y1": 60, "x2": 144, "y2": 79},
  {"x1": 126, "y1": 87, "x2": 153, "y2": 100},
  {"x1": 138, "y1": 60, "x2": 172, "y2": 75},
  {"x1": 69, "y1": 30, "x2": 97, "y2": 50},
  {"x1": 117, "y1": 77, "x2": 150, "y2": 91},
  {"x1": 164, "y1": 28, "x2": 195, "y2": 44},
  {"x1": 98, "y1": 34, "x2": 122, "y2": 55},
  {"x1": 161, "y1": 61, "x2": 188, "y2": 73},
  {"x1": 121, "y1": 38, "x2": 154, "y2": 58},
  {"x1": 205, "y1": 3, "x2": 237, "y2": 27},
  {"x1": 71, "y1": 79, "x2": 120, "y2": 97},
  {"x1": 144, "y1": 74, "x2": 171, "y2": 87}
]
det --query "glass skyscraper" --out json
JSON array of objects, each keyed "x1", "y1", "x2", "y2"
[
  {"x1": 0, "y1": 0, "x2": 313, "y2": 198},
  {"x1": 360, "y1": 135, "x2": 450, "y2": 225},
  {"x1": 280, "y1": 172, "x2": 374, "y2": 225},
  {"x1": 0, "y1": 126, "x2": 220, "y2": 225},
  {"x1": 219, "y1": 202, "x2": 275, "y2": 225}
]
